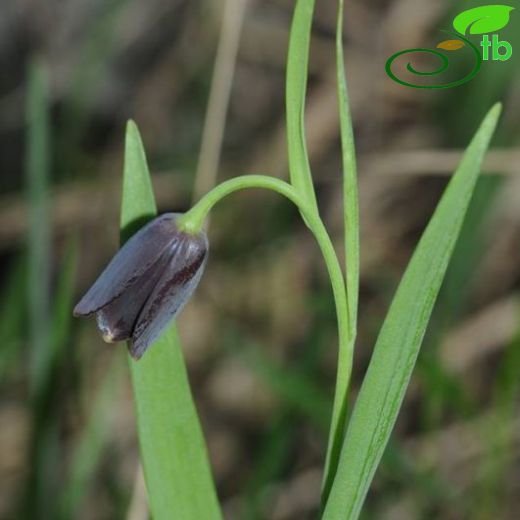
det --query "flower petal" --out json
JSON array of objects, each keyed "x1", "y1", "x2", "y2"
[
  {"x1": 129, "y1": 233, "x2": 208, "y2": 359},
  {"x1": 73, "y1": 213, "x2": 179, "y2": 316},
  {"x1": 94, "y1": 250, "x2": 174, "y2": 343}
]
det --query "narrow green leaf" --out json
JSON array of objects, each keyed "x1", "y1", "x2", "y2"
[
  {"x1": 120, "y1": 121, "x2": 157, "y2": 232},
  {"x1": 26, "y1": 59, "x2": 51, "y2": 398},
  {"x1": 286, "y1": 0, "x2": 318, "y2": 208},
  {"x1": 122, "y1": 121, "x2": 221, "y2": 519},
  {"x1": 336, "y1": 0, "x2": 359, "y2": 334},
  {"x1": 321, "y1": 0, "x2": 360, "y2": 502},
  {"x1": 23, "y1": 60, "x2": 55, "y2": 517},
  {"x1": 323, "y1": 103, "x2": 502, "y2": 520}
]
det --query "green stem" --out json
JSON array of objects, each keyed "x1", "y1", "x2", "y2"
[
  {"x1": 305, "y1": 217, "x2": 352, "y2": 501},
  {"x1": 179, "y1": 174, "x2": 353, "y2": 487},
  {"x1": 178, "y1": 175, "x2": 305, "y2": 233}
]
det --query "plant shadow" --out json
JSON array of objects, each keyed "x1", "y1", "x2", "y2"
[{"x1": 120, "y1": 213, "x2": 156, "y2": 244}]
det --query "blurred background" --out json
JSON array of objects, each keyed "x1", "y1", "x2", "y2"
[{"x1": 0, "y1": 0, "x2": 519, "y2": 518}]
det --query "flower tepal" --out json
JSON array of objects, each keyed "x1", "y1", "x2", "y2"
[{"x1": 74, "y1": 213, "x2": 208, "y2": 359}]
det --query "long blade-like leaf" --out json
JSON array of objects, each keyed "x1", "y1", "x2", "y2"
[
  {"x1": 122, "y1": 122, "x2": 221, "y2": 520},
  {"x1": 323, "y1": 103, "x2": 502, "y2": 520},
  {"x1": 321, "y1": 0, "x2": 360, "y2": 501},
  {"x1": 336, "y1": 0, "x2": 359, "y2": 330},
  {"x1": 26, "y1": 59, "x2": 51, "y2": 399},
  {"x1": 286, "y1": 0, "x2": 318, "y2": 208},
  {"x1": 24, "y1": 59, "x2": 55, "y2": 518}
]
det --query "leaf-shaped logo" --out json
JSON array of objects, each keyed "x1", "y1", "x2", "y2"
[
  {"x1": 453, "y1": 5, "x2": 514, "y2": 35},
  {"x1": 437, "y1": 39, "x2": 465, "y2": 51}
]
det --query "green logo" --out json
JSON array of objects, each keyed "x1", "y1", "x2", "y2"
[{"x1": 385, "y1": 5, "x2": 514, "y2": 89}]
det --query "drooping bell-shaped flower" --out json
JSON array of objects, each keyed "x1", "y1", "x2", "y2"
[{"x1": 74, "y1": 213, "x2": 208, "y2": 360}]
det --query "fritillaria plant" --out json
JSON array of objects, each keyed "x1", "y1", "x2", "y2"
[{"x1": 74, "y1": 0, "x2": 501, "y2": 518}]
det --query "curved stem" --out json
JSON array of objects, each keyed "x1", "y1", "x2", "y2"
[
  {"x1": 178, "y1": 175, "x2": 304, "y2": 234},
  {"x1": 179, "y1": 174, "x2": 353, "y2": 491},
  {"x1": 303, "y1": 212, "x2": 352, "y2": 492}
]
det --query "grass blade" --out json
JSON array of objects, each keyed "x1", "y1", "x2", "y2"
[
  {"x1": 122, "y1": 121, "x2": 221, "y2": 519},
  {"x1": 321, "y1": 0, "x2": 360, "y2": 499},
  {"x1": 336, "y1": 0, "x2": 359, "y2": 330},
  {"x1": 24, "y1": 59, "x2": 55, "y2": 519},
  {"x1": 322, "y1": 103, "x2": 502, "y2": 520},
  {"x1": 286, "y1": 0, "x2": 318, "y2": 208},
  {"x1": 26, "y1": 59, "x2": 51, "y2": 398}
]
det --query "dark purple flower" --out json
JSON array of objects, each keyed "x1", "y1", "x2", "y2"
[{"x1": 73, "y1": 213, "x2": 208, "y2": 360}]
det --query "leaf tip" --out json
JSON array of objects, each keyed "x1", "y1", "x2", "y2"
[
  {"x1": 491, "y1": 101, "x2": 503, "y2": 114},
  {"x1": 487, "y1": 102, "x2": 503, "y2": 127},
  {"x1": 124, "y1": 120, "x2": 147, "y2": 167},
  {"x1": 126, "y1": 118, "x2": 138, "y2": 130},
  {"x1": 125, "y1": 119, "x2": 141, "y2": 141}
]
